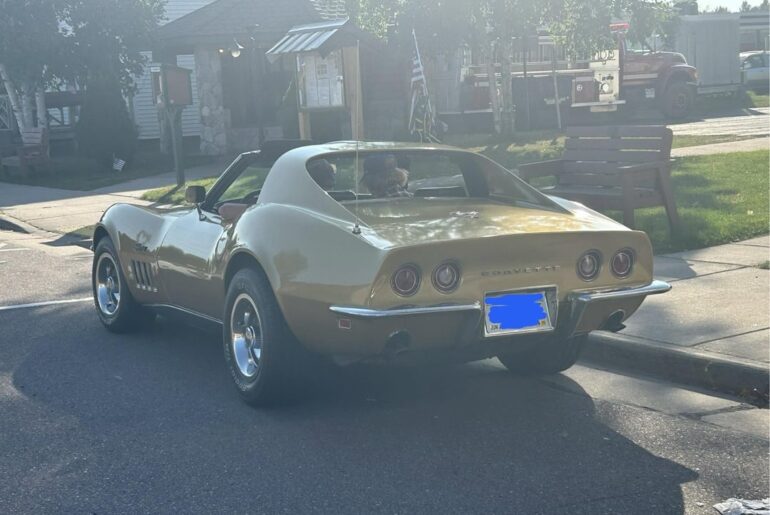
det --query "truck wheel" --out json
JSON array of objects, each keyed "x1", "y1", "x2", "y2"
[
  {"x1": 223, "y1": 268, "x2": 302, "y2": 406},
  {"x1": 662, "y1": 81, "x2": 694, "y2": 119},
  {"x1": 496, "y1": 334, "x2": 586, "y2": 375}
]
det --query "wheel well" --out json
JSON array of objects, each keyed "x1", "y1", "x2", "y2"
[
  {"x1": 93, "y1": 226, "x2": 109, "y2": 247},
  {"x1": 664, "y1": 71, "x2": 693, "y2": 91},
  {"x1": 224, "y1": 252, "x2": 266, "y2": 292}
]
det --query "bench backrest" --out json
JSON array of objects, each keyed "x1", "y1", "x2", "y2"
[{"x1": 560, "y1": 125, "x2": 673, "y2": 187}]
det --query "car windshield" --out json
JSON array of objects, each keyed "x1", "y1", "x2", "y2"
[{"x1": 306, "y1": 149, "x2": 554, "y2": 208}]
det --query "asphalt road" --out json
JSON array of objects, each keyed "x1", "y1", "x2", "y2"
[{"x1": 0, "y1": 231, "x2": 767, "y2": 514}]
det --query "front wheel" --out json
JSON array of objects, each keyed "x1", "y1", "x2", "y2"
[
  {"x1": 661, "y1": 81, "x2": 695, "y2": 119},
  {"x1": 92, "y1": 237, "x2": 154, "y2": 333},
  {"x1": 496, "y1": 334, "x2": 587, "y2": 375},
  {"x1": 223, "y1": 268, "x2": 301, "y2": 406}
]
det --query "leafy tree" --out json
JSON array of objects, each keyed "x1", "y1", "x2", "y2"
[
  {"x1": 345, "y1": 0, "x2": 400, "y2": 38},
  {"x1": 674, "y1": 0, "x2": 699, "y2": 15},
  {"x1": 0, "y1": 0, "x2": 162, "y2": 143},
  {"x1": 741, "y1": 0, "x2": 770, "y2": 11},
  {"x1": 0, "y1": 0, "x2": 64, "y2": 129},
  {"x1": 75, "y1": 74, "x2": 137, "y2": 165},
  {"x1": 59, "y1": 0, "x2": 165, "y2": 94}
]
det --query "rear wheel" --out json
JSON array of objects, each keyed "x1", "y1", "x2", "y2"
[
  {"x1": 661, "y1": 81, "x2": 694, "y2": 119},
  {"x1": 223, "y1": 268, "x2": 302, "y2": 406},
  {"x1": 92, "y1": 237, "x2": 154, "y2": 332},
  {"x1": 496, "y1": 334, "x2": 586, "y2": 375}
]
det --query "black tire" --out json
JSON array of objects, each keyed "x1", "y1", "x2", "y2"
[
  {"x1": 496, "y1": 334, "x2": 587, "y2": 375},
  {"x1": 661, "y1": 81, "x2": 694, "y2": 119},
  {"x1": 223, "y1": 268, "x2": 301, "y2": 406},
  {"x1": 92, "y1": 237, "x2": 154, "y2": 333}
]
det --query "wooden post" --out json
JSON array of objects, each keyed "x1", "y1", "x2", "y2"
[
  {"x1": 522, "y1": 35, "x2": 531, "y2": 131},
  {"x1": 298, "y1": 110, "x2": 311, "y2": 140},
  {"x1": 343, "y1": 45, "x2": 364, "y2": 140},
  {"x1": 486, "y1": 42, "x2": 501, "y2": 135},
  {"x1": 166, "y1": 105, "x2": 185, "y2": 187},
  {"x1": 551, "y1": 47, "x2": 562, "y2": 131}
]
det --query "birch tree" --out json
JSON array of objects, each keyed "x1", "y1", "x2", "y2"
[{"x1": 0, "y1": 0, "x2": 63, "y2": 130}]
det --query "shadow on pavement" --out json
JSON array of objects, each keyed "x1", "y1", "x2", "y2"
[{"x1": 2, "y1": 307, "x2": 698, "y2": 514}]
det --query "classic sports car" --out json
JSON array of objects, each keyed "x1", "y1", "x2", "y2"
[{"x1": 91, "y1": 141, "x2": 670, "y2": 405}]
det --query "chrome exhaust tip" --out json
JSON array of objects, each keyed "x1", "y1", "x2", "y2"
[
  {"x1": 602, "y1": 310, "x2": 626, "y2": 332},
  {"x1": 384, "y1": 330, "x2": 411, "y2": 357}
]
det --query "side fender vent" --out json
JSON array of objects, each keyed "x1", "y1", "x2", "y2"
[{"x1": 130, "y1": 259, "x2": 158, "y2": 293}]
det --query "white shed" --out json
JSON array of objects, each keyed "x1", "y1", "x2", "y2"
[{"x1": 675, "y1": 14, "x2": 742, "y2": 94}]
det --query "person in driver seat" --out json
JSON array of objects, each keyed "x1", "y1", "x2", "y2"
[{"x1": 361, "y1": 154, "x2": 412, "y2": 198}]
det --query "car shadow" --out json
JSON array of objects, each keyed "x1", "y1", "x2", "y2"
[{"x1": 5, "y1": 309, "x2": 698, "y2": 513}]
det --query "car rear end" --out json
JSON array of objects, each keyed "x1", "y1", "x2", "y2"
[{"x1": 326, "y1": 226, "x2": 664, "y2": 359}]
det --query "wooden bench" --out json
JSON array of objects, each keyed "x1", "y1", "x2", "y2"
[
  {"x1": 517, "y1": 125, "x2": 680, "y2": 232},
  {"x1": 1, "y1": 127, "x2": 50, "y2": 176}
]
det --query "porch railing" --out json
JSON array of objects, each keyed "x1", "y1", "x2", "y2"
[{"x1": 0, "y1": 95, "x2": 15, "y2": 132}]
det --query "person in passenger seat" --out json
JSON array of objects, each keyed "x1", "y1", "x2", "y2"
[{"x1": 361, "y1": 154, "x2": 412, "y2": 198}]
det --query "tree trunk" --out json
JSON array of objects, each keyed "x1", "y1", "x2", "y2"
[
  {"x1": 0, "y1": 63, "x2": 26, "y2": 131},
  {"x1": 21, "y1": 83, "x2": 34, "y2": 129},
  {"x1": 35, "y1": 87, "x2": 48, "y2": 129},
  {"x1": 499, "y1": 38, "x2": 515, "y2": 137},
  {"x1": 486, "y1": 42, "x2": 501, "y2": 135}
]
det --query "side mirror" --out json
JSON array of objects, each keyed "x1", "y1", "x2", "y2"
[{"x1": 185, "y1": 185, "x2": 206, "y2": 204}]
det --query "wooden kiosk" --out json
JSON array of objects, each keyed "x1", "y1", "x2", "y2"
[{"x1": 266, "y1": 19, "x2": 367, "y2": 142}]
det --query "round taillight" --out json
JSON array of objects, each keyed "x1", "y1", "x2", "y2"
[
  {"x1": 577, "y1": 251, "x2": 602, "y2": 281},
  {"x1": 611, "y1": 249, "x2": 634, "y2": 278},
  {"x1": 432, "y1": 262, "x2": 461, "y2": 293},
  {"x1": 392, "y1": 265, "x2": 420, "y2": 296}
]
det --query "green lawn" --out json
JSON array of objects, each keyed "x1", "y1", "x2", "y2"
[
  {"x1": 445, "y1": 132, "x2": 763, "y2": 171},
  {"x1": 143, "y1": 148, "x2": 768, "y2": 255},
  {"x1": 0, "y1": 152, "x2": 215, "y2": 191},
  {"x1": 624, "y1": 150, "x2": 769, "y2": 253},
  {"x1": 747, "y1": 90, "x2": 770, "y2": 108}
]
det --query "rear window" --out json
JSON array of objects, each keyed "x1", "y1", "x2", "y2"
[{"x1": 306, "y1": 150, "x2": 551, "y2": 207}]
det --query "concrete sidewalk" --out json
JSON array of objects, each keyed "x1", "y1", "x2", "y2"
[
  {"x1": 671, "y1": 136, "x2": 769, "y2": 157},
  {"x1": 586, "y1": 235, "x2": 770, "y2": 404},
  {"x1": 0, "y1": 160, "x2": 224, "y2": 234}
]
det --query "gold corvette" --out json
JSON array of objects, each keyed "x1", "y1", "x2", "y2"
[{"x1": 91, "y1": 141, "x2": 670, "y2": 405}]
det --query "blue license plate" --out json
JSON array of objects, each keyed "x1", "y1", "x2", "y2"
[{"x1": 484, "y1": 291, "x2": 553, "y2": 336}]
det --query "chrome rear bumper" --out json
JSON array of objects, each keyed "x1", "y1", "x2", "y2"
[
  {"x1": 563, "y1": 280, "x2": 671, "y2": 337},
  {"x1": 329, "y1": 280, "x2": 671, "y2": 340},
  {"x1": 329, "y1": 303, "x2": 482, "y2": 319}
]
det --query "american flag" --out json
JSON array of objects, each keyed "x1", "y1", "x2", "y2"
[{"x1": 408, "y1": 30, "x2": 440, "y2": 143}]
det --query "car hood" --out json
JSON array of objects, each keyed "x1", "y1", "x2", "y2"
[{"x1": 346, "y1": 197, "x2": 626, "y2": 248}]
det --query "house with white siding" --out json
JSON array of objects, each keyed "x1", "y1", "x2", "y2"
[{"x1": 129, "y1": 0, "x2": 215, "y2": 141}]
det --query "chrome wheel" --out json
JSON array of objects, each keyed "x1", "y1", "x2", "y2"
[
  {"x1": 96, "y1": 253, "x2": 121, "y2": 316},
  {"x1": 230, "y1": 293, "x2": 262, "y2": 379}
]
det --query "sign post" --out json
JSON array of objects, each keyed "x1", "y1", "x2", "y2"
[{"x1": 151, "y1": 64, "x2": 193, "y2": 187}]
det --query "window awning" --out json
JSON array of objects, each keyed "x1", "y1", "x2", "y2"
[{"x1": 266, "y1": 18, "x2": 367, "y2": 62}]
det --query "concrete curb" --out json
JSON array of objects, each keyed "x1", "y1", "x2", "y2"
[
  {"x1": 0, "y1": 214, "x2": 31, "y2": 234},
  {"x1": 0, "y1": 211, "x2": 91, "y2": 248},
  {"x1": 583, "y1": 332, "x2": 769, "y2": 407}
]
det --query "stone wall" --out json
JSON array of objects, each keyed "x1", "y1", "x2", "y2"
[{"x1": 194, "y1": 48, "x2": 228, "y2": 155}]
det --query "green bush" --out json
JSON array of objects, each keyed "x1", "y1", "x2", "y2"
[{"x1": 76, "y1": 76, "x2": 137, "y2": 166}]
